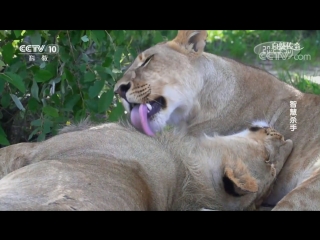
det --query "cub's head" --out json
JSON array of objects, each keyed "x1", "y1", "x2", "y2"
[
  {"x1": 114, "y1": 30, "x2": 208, "y2": 136},
  {"x1": 198, "y1": 123, "x2": 293, "y2": 210}
]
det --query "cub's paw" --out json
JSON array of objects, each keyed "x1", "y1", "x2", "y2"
[
  {"x1": 249, "y1": 125, "x2": 284, "y2": 142},
  {"x1": 265, "y1": 128, "x2": 284, "y2": 142},
  {"x1": 263, "y1": 128, "x2": 292, "y2": 176},
  {"x1": 248, "y1": 123, "x2": 292, "y2": 178}
]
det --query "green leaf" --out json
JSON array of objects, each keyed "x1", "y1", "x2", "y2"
[
  {"x1": 94, "y1": 66, "x2": 108, "y2": 80},
  {"x1": 28, "y1": 127, "x2": 40, "y2": 141},
  {"x1": 37, "y1": 132, "x2": 46, "y2": 142},
  {"x1": 0, "y1": 30, "x2": 12, "y2": 38},
  {"x1": 105, "y1": 68, "x2": 114, "y2": 78},
  {"x1": 25, "y1": 30, "x2": 35, "y2": 36},
  {"x1": 10, "y1": 94, "x2": 25, "y2": 111},
  {"x1": 0, "y1": 60, "x2": 5, "y2": 70},
  {"x1": 44, "y1": 62, "x2": 57, "y2": 77},
  {"x1": 0, "y1": 77, "x2": 5, "y2": 93},
  {"x1": 103, "y1": 57, "x2": 113, "y2": 68},
  {"x1": 31, "y1": 80, "x2": 39, "y2": 101},
  {"x1": 81, "y1": 53, "x2": 90, "y2": 62},
  {"x1": 81, "y1": 35, "x2": 89, "y2": 42},
  {"x1": 88, "y1": 80, "x2": 105, "y2": 99},
  {"x1": 108, "y1": 101, "x2": 125, "y2": 122},
  {"x1": 8, "y1": 60, "x2": 24, "y2": 73},
  {"x1": 49, "y1": 77, "x2": 61, "y2": 85},
  {"x1": 65, "y1": 94, "x2": 81, "y2": 110},
  {"x1": 28, "y1": 97, "x2": 40, "y2": 112},
  {"x1": 91, "y1": 30, "x2": 106, "y2": 47},
  {"x1": 2, "y1": 43, "x2": 15, "y2": 64},
  {"x1": 60, "y1": 79, "x2": 65, "y2": 94},
  {"x1": 29, "y1": 65, "x2": 40, "y2": 74},
  {"x1": 30, "y1": 30, "x2": 41, "y2": 45},
  {"x1": 50, "y1": 93, "x2": 60, "y2": 105},
  {"x1": 85, "y1": 99, "x2": 98, "y2": 112},
  {"x1": 92, "y1": 30, "x2": 106, "y2": 41},
  {"x1": 70, "y1": 30, "x2": 82, "y2": 45},
  {"x1": 1, "y1": 93, "x2": 11, "y2": 108},
  {"x1": 0, "y1": 134, "x2": 10, "y2": 146},
  {"x1": 34, "y1": 69, "x2": 54, "y2": 82},
  {"x1": 43, "y1": 119, "x2": 52, "y2": 134},
  {"x1": 84, "y1": 72, "x2": 96, "y2": 82},
  {"x1": 13, "y1": 30, "x2": 22, "y2": 38},
  {"x1": 31, "y1": 119, "x2": 42, "y2": 127},
  {"x1": 18, "y1": 71, "x2": 28, "y2": 82},
  {"x1": 0, "y1": 72, "x2": 25, "y2": 93},
  {"x1": 75, "y1": 109, "x2": 86, "y2": 122},
  {"x1": 59, "y1": 46, "x2": 70, "y2": 63},
  {"x1": 79, "y1": 63, "x2": 86, "y2": 73},
  {"x1": 114, "y1": 47, "x2": 123, "y2": 69},
  {"x1": 40, "y1": 62, "x2": 46, "y2": 69},
  {"x1": 64, "y1": 69, "x2": 74, "y2": 82},
  {"x1": 53, "y1": 116, "x2": 68, "y2": 125},
  {"x1": 42, "y1": 106, "x2": 59, "y2": 117},
  {"x1": 0, "y1": 125, "x2": 7, "y2": 137},
  {"x1": 114, "y1": 30, "x2": 125, "y2": 45},
  {"x1": 98, "y1": 91, "x2": 114, "y2": 113}
]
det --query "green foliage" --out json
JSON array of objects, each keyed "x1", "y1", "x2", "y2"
[
  {"x1": 277, "y1": 71, "x2": 320, "y2": 95},
  {"x1": 0, "y1": 30, "x2": 173, "y2": 146},
  {"x1": 206, "y1": 30, "x2": 320, "y2": 95},
  {"x1": 206, "y1": 30, "x2": 320, "y2": 67}
]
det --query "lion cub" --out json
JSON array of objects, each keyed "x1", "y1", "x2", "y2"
[{"x1": 172, "y1": 121, "x2": 293, "y2": 210}]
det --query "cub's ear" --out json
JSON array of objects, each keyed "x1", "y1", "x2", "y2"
[
  {"x1": 223, "y1": 163, "x2": 258, "y2": 197},
  {"x1": 168, "y1": 30, "x2": 207, "y2": 56}
]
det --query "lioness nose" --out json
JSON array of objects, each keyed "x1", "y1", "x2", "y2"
[{"x1": 114, "y1": 82, "x2": 131, "y2": 100}]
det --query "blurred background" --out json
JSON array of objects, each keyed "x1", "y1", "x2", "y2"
[{"x1": 0, "y1": 30, "x2": 319, "y2": 146}]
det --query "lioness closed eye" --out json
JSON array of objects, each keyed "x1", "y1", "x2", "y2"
[{"x1": 0, "y1": 121, "x2": 292, "y2": 210}]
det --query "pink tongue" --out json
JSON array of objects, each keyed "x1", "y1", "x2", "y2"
[{"x1": 130, "y1": 104, "x2": 155, "y2": 136}]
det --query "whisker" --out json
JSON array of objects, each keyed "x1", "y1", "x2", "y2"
[{"x1": 146, "y1": 97, "x2": 162, "y2": 106}]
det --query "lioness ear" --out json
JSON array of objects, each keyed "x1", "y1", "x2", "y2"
[
  {"x1": 223, "y1": 166, "x2": 258, "y2": 197},
  {"x1": 168, "y1": 30, "x2": 207, "y2": 55}
]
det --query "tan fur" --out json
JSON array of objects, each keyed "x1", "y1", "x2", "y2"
[
  {"x1": 114, "y1": 30, "x2": 320, "y2": 210},
  {"x1": 0, "y1": 122, "x2": 292, "y2": 210}
]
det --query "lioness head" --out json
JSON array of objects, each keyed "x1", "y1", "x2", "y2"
[{"x1": 114, "y1": 30, "x2": 207, "y2": 136}]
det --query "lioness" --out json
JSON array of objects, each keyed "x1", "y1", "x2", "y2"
[
  {"x1": 0, "y1": 122, "x2": 292, "y2": 210},
  {"x1": 114, "y1": 30, "x2": 320, "y2": 210}
]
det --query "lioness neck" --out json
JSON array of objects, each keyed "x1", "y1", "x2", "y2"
[
  {"x1": 189, "y1": 52, "x2": 320, "y2": 203},
  {"x1": 189, "y1": 53, "x2": 302, "y2": 136}
]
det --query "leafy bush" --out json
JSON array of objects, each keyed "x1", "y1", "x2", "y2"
[{"x1": 0, "y1": 30, "x2": 177, "y2": 146}]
